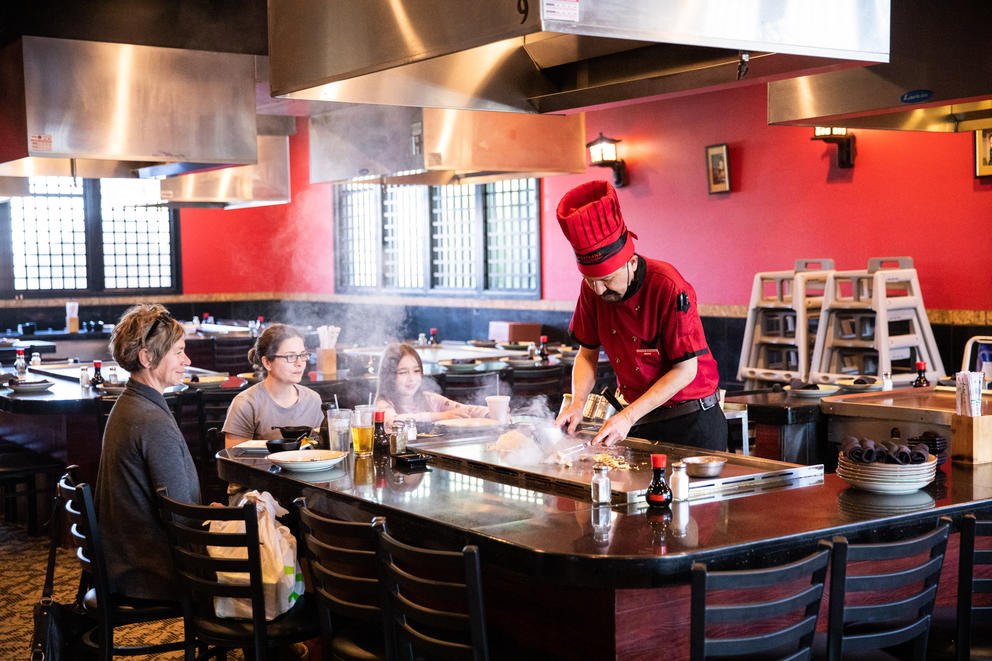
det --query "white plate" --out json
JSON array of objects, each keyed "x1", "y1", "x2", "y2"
[
  {"x1": 7, "y1": 379, "x2": 53, "y2": 393},
  {"x1": 837, "y1": 473, "x2": 934, "y2": 494},
  {"x1": 267, "y1": 450, "x2": 348, "y2": 472},
  {"x1": 836, "y1": 377, "x2": 883, "y2": 392},
  {"x1": 837, "y1": 469, "x2": 936, "y2": 485},
  {"x1": 435, "y1": 418, "x2": 500, "y2": 429},
  {"x1": 785, "y1": 384, "x2": 840, "y2": 398}
]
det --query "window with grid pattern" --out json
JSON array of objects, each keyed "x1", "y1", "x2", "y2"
[
  {"x1": 335, "y1": 183, "x2": 380, "y2": 288},
  {"x1": 9, "y1": 177, "x2": 87, "y2": 291},
  {"x1": 485, "y1": 179, "x2": 539, "y2": 291},
  {"x1": 1, "y1": 176, "x2": 179, "y2": 296},
  {"x1": 383, "y1": 186, "x2": 428, "y2": 289},
  {"x1": 431, "y1": 184, "x2": 478, "y2": 290},
  {"x1": 100, "y1": 179, "x2": 173, "y2": 289},
  {"x1": 334, "y1": 178, "x2": 539, "y2": 297}
]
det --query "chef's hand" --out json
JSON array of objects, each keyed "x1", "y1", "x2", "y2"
[
  {"x1": 555, "y1": 403, "x2": 585, "y2": 435},
  {"x1": 593, "y1": 410, "x2": 634, "y2": 446}
]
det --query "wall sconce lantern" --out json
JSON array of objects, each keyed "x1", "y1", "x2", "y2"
[
  {"x1": 811, "y1": 127, "x2": 855, "y2": 168},
  {"x1": 586, "y1": 132, "x2": 627, "y2": 187}
]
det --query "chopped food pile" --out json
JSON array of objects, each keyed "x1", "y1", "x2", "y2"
[{"x1": 588, "y1": 452, "x2": 633, "y2": 471}]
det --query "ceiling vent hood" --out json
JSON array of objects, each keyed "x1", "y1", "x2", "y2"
[
  {"x1": 310, "y1": 105, "x2": 586, "y2": 185},
  {"x1": 0, "y1": 36, "x2": 258, "y2": 178},
  {"x1": 769, "y1": 1, "x2": 992, "y2": 132},
  {"x1": 158, "y1": 133, "x2": 291, "y2": 210},
  {"x1": 157, "y1": 116, "x2": 294, "y2": 210},
  {"x1": 269, "y1": 0, "x2": 889, "y2": 114}
]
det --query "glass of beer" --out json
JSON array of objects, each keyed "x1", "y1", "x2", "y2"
[
  {"x1": 328, "y1": 408, "x2": 352, "y2": 453},
  {"x1": 351, "y1": 405, "x2": 374, "y2": 456}
]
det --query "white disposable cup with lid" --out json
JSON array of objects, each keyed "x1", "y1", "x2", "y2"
[{"x1": 485, "y1": 395, "x2": 510, "y2": 424}]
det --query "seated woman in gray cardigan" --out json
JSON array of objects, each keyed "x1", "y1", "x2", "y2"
[{"x1": 95, "y1": 303, "x2": 200, "y2": 602}]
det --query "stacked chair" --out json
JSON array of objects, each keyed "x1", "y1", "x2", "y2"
[
  {"x1": 737, "y1": 259, "x2": 834, "y2": 388},
  {"x1": 809, "y1": 257, "x2": 944, "y2": 386}
]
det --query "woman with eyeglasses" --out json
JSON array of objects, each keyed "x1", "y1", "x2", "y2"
[
  {"x1": 95, "y1": 303, "x2": 199, "y2": 601},
  {"x1": 223, "y1": 323, "x2": 323, "y2": 447},
  {"x1": 375, "y1": 342, "x2": 489, "y2": 427}
]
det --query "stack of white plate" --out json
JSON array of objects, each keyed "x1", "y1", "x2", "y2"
[{"x1": 836, "y1": 453, "x2": 937, "y2": 494}]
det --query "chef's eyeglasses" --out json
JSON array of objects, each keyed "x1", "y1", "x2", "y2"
[{"x1": 271, "y1": 352, "x2": 311, "y2": 364}]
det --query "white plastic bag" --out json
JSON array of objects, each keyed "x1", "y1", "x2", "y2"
[{"x1": 208, "y1": 490, "x2": 304, "y2": 620}]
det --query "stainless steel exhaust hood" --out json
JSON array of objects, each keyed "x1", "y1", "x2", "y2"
[
  {"x1": 309, "y1": 105, "x2": 585, "y2": 185},
  {"x1": 769, "y1": 1, "x2": 992, "y2": 132},
  {"x1": 269, "y1": 0, "x2": 889, "y2": 114},
  {"x1": 158, "y1": 133, "x2": 291, "y2": 210},
  {"x1": 0, "y1": 36, "x2": 258, "y2": 178}
]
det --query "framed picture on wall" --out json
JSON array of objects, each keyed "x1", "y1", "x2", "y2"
[
  {"x1": 706, "y1": 143, "x2": 730, "y2": 194},
  {"x1": 975, "y1": 129, "x2": 992, "y2": 178}
]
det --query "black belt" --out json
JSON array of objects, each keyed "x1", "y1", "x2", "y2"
[{"x1": 634, "y1": 393, "x2": 720, "y2": 426}]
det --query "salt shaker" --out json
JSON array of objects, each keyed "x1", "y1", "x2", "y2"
[
  {"x1": 591, "y1": 464, "x2": 611, "y2": 504},
  {"x1": 107, "y1": 366, "x2": 119, "y2": 385},
  {"x1": 882, "y1": 370, "x2": 893, "y2": 391},
  {"x1": 670, "y1": 462, "x2": 689, "y2": 501},
  {"x1": 79, "y1": 365, "x2": 90, "y2": 388},
  {"x1": 29, "y1": 351, "x2": 41, "y2": 366}
]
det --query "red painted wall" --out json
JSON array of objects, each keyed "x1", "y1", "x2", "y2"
[
  {"x1": 180, "y1": 117, "x2": 336, "y2": 294},
  {"x1": 542, "y1": 83, "x2": 992, "y2": 309},
  {"x1": 179, "y1": 87, "x2": 992, "y2": 310}
]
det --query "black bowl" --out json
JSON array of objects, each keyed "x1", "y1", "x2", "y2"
[
  {"x1": 273, "y1": 425, "x2": 312, "y2": 440},
  {"x1": 266, "y1": 438, "x2": 301, "y2": 453}
]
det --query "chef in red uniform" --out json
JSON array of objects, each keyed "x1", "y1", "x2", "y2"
[{"x1": 554, "y1": 180, "x2": 727, "y2": 451}]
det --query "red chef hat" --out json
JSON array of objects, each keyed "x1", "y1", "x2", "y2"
[{"x1": 556, "y1": 180, "x2": 637, "y2": 278}]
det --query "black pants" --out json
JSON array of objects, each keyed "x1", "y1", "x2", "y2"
[{"x1": 629, "y1": 404, "x2": 728, "y2": 451}]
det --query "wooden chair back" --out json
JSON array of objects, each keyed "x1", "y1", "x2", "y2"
[
  {"x1": 690, "y1": 540, "x2": 831, "y2": 661},
  {"x1": 376, "y1": 528, "x2": 488, "y2": 661}
]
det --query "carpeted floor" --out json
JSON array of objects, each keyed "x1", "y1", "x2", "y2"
[{"x1": 0, "y1": 519, "x2": 233, "y2": 660}]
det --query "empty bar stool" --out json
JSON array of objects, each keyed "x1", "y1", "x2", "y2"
[{"x1": 690, "y1": 540, "x2": 832, "y2": 660}]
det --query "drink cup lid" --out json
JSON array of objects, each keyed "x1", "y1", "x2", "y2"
[{"x1": 651, "y1": 453, "x2": 666, "y2": 468}]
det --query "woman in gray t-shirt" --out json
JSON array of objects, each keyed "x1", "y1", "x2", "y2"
[{"x1": 223, "y1": 324, "x2": 322, "y2": 444}]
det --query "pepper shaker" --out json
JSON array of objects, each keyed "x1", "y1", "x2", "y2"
[
  {"x1": 670, "y1": 462, "x2": 689, "y2": 501},
  {"x1": 591, "y1": 464, "x2": 611, "y2": 504}
]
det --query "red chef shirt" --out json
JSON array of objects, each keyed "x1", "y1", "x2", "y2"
[{"x1": 570, "y1": 256, "x2": 720, "y2": 405}]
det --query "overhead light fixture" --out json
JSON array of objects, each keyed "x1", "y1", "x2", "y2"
[
  {"x1": 811, "y1": 127, "x2": 855, "y2": 168},
  {"x1": 586, "y1": 132, "x2": 627, "y2": 187}
]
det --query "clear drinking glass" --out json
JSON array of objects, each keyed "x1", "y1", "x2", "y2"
[
  {"x1": 351, "y1": 405, "x2": 374, "y2": 456},
  {"x1": 328, "y1": 409, "x2": 352, "y2": 453}
]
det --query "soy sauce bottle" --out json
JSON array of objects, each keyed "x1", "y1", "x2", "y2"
[
  {"x1": 645, "y1": 454, "x2": 672, "y2": 509},
  {"x1": 91, "y1": 359, "x2": 105, "y2": 387},
  {"x1": 372, "y1": 410, "x2": 389, "y2": 457},
  {"x1": 538, "y1": 335, "x2": 550, "y2": 362},
  {"x1": 427, "y1": 328, "x2": 439, "y2": 345},
  {"x1": 912, "y1": 361, "x2": 930, "y2": 388}
]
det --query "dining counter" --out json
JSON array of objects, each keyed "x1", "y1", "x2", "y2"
[{"x1": 217, "y1": 436, "x2": 992, "y2": 659}]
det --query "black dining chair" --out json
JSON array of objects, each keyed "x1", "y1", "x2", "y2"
[
  {"x1": 376, "y1": 528, "x2": 489, "y2": 661},
  {"x1": 59, "y1": 467, "x2": 185, "y2": 660},
  {"x1": 928, "y1": 513, "x2": 992, "y2": 660},
  {"x1": 690, "y1": 540, "x2": 832, "y2": 660},
  {"x1": 156, "y1": 487, "x2": 319, "y2": 661},
  {"x1": 295, "y1": 497, "x2": 391, "y2": 661},
  {"x1": 821, "y1": 517, "x2": 952, "y2": 661}
]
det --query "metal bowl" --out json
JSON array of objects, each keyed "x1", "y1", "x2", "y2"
[{"x1": 683, "y1": 456, "x2": 727, "y2": 477}]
